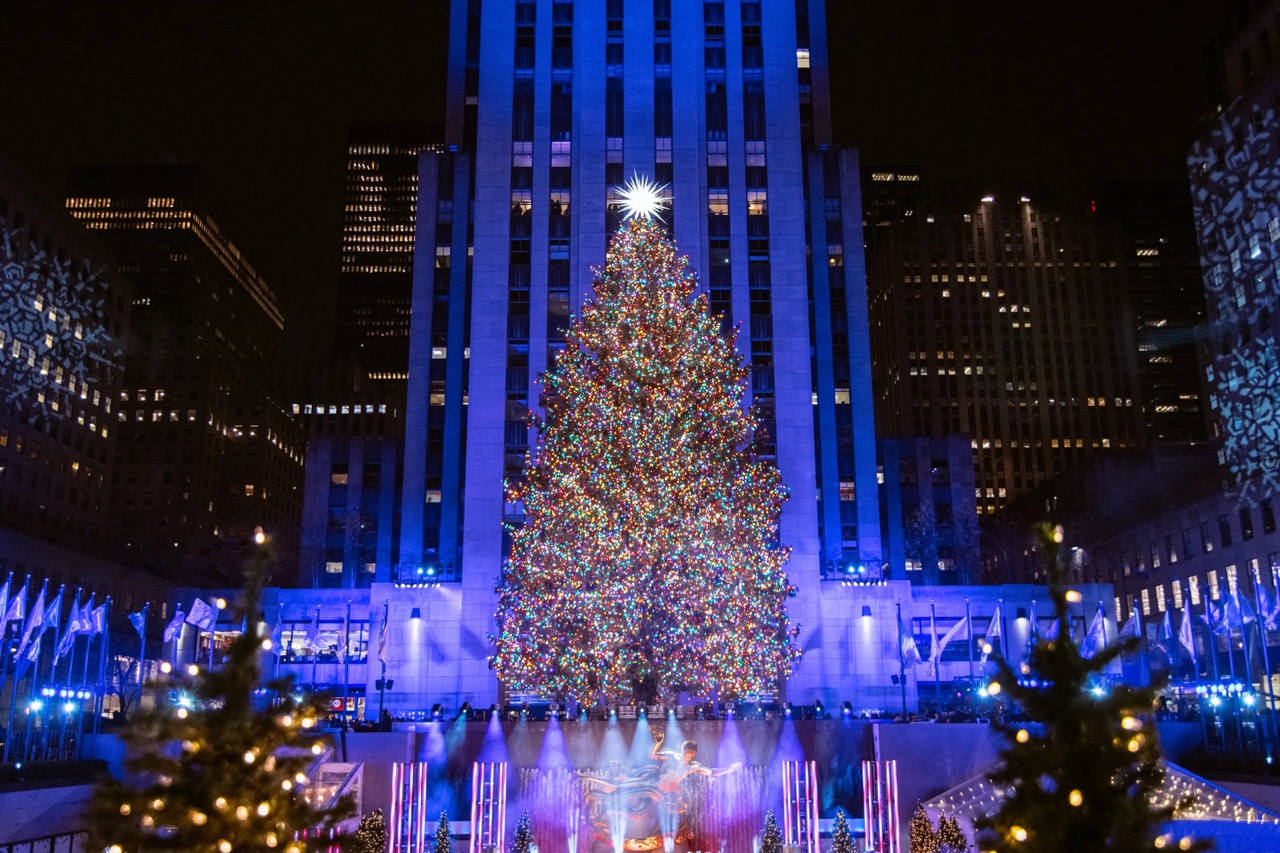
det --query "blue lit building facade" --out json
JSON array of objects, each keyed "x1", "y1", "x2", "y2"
[{"x1": 387, "y1": 0, "x2": 882, "y2": 707}]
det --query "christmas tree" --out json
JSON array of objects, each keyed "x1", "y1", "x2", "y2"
[
  {"x1": 492, "y1": 210, "x2": 799, "y2": 703},
  {"x1": 434, "y1": 812, "x2": 452, "y2": 853},
  {"x1": 760, "y1": 811, "x2": 783, "y2": 853},
  {"x1": 512, "y1": 811, "x2": 534, "y2": 853},
  {"x1": 353, "y1": 809, "x2": 389, "y2": 853},
  {"x1": 976, "y1": 525, "x2": 1209, "y2": 852},
  {"x1": 908, "y1": 805, "x2": 939, "y2": 853},
  {"x1": 830, "y1": 808, "x2": 854, "y2": 853},
  {"x1": 935, "y1": 813, "x2": 967, "y2": 853},
  {"x1": 86, "y1": 532, "x2": 353, "y2": 852}
]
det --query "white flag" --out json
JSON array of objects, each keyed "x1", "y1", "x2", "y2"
[
  {"x1": 164, "y1": 607, "x2": 186, "y2": 642},
  {"x1": 1081, "y1": 607, "x2": 1107, "y2": 659},
  {"x1": 930, "y1": 617, "x2": 969, "y2": 677},
  {"x1": 1179, "y1": 607, "x2": 1196, "y2": 656},
  {"x1": 985, "y1": 606, "x2": 1002, "y2": 639},
  {"x1": 186, "y1": 598, "x2": 217, "y2": 632}
]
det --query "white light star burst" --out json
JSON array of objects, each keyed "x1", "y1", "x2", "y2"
[{"x1": 617, "y1": 173, "x2": 671, "y2": 221}]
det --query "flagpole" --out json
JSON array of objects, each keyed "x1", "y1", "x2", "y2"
[
  {"x1": 1188, "y1": 596, "x2": 1209, "y2": 749},
  {"x1": 1027, "y1": 599, "x2": 1036, "y2": 660},
  {"x1": 2, "y1": 648, "x2": 20, "y2": 764},
  {"x1": 378, "y1": 599, "x2": 389, "y2": 723},
  {"x1": 0, "y1": 571, "x2": 14, "y2": 724},
  {"x1": 135, "y1": 603, "x2": 149, "y2": 709},
  {"x1": 342, "y1": 603, "x2": 351, "y2": 723},
  {"x1": 929, "y1": 602, "x2": 940, "y2": 709},
  {"x1": 93, "y1": 598, "x2": 111, "y2": 739},
  {"x1": 1223, "y1": 593, "x2": 1239, "y2": 685},
  {"x1": 999, "y1": 598, "x2": 1010, "y2": 662},
  {"x1": 63, "y1": 590, "x2": 81, "y2": 691},
  {"x1": 1204, "y1": 593, "x2": 1221, "y2": 682},
  {"x1": 1251, "y1": 565, "x2": 1279, "y2": 755},
  {"x1": 1235, "y1": 588, "x2": 1254, "y2": 695},
  {"x1": 896, "y1": 599, "x2": 907, "y2": 716},
  {"x1": 310, "y1": 605, "x2": 320, "y2": 691},
  {"x1": 965, "y1": 598, "x2": 974, "y2": 683},
  {"x1": 27, "y1": 585, "x2": 63, "y2": 762},
  {"x1": 2, "y1": 575, "x2": 32, "y2": 764},
  {"x1": 172, "y1": 622, "x2": 182, "y2": 669}
]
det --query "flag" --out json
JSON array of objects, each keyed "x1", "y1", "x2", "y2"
[
  {"x1": 1043, "y1": 619, "x2": 1060, "y2": 641},
  {"x1": 925, "y1": 609, "x2": 940, "y2": 675},
  {"x1": 78, "y1": 594, "x2": 94, "y2": 632},
  {"x1": 304, "y1": 608, "x2": 321, "y2": 652},
  {"x1": 24, "y1": 632, "x2": 41, "y2": 663},
  {"x1": 1158, "y1": 610, "x2": 1174, "y2": 643},
  {"x1": 1225, "y1": 590, "x2": 1256, "y2": 628},
  {"x1": 985, "y1": 606, "x2": 1002, "y2": 640},
  {"x1": 931, "y1": 616, "x2": 969, "y2": 676},
  {"x1": 1179, "y1": 607, "x2": 1196, "y2": 656},
  {"x1": 1, "y1": 579, "x2": 25, "y2": 624},
  {"x1": 186, "y1": 598, "x2": 217, "y2": 632},
  {"x1": 377, "y1": 611, "x2": 388, "y2": 664},
  {"x1": 17, "y1": 582, "x2": 47, "y2": 656},
  {"x1": 337, "y1": 608, "x2": 350, "y2": 664},
  {"x1": 34, "y1": 587, "x2": 63, "y2": 653},
  {"x1": 90, "y1": 603, "x2": 108, "y2": 635},
  {"x1": 0, "y1": 575, "x2": 9, "y2": 624},
  {"x1": 269, "y1": 616, "x2": 283, "y2": 656},
  {"x1": 1081, "y1": 606, "x2": 1107, "y2": 658},
  {"x1": 898, "y1": 610, "x2": 923, "y2": 666},
  {"x1": 1203, "y1": 600, "x2": 1228, "y2": 635},
  {"x1": 52, "y1": 590, "x2": 82, "y2": 664},
  {"x1": 1119, "y1": 613, "x2": 1141, "y2": 640},
  {"x1": 128, "y1": 608, "x2": 147, "y2": 638},
  {"x1": 163, "y1": 608, "x2": 186, "y2": 643}
]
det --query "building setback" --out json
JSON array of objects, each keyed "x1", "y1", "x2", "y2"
[
  {"x1": 866, "y1": 176, "x2": 1147, "y2": 515},
  {"x1": 384, "y1": 0, "x2": 883, "y2": 707},
  {"x1": 65, "y1": 164, "x2": 305, "y2": 583}
]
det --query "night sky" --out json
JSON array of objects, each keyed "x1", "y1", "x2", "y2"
[{"x1": 0, "y1": 1, "x2": 1222, "y2": 351}]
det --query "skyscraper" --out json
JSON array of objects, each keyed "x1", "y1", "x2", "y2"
[
  {"x1": 1095, "y1": 182, "x2": 1207, "y2": 444},
  {"x1": 337, "y1": 123, "x2": 443, "y2": 385},
  {"x1": 866, "y1": 178, "x2": 1147, "y2": 514},
  {"x1": 65, "y1": 164, "x2": 305, "y2": 581},
  {"x1": 394, "y1": 0, "x2": 882, "y2": 703}
]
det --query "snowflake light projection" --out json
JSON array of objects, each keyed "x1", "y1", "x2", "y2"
[
  {"x1": 0, "y1": 218, "x2": 115, "y2": 417},
  {"x1": 1214, "y1": 336, "x2": 1280, "y2": 504},
  {"x1": 1188, "y1": 102, "x2": 1280, "y2": 503}
]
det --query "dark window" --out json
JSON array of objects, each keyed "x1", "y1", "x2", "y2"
[
  {"x1": 1219, "y1": 515, "x2": 1233, "y2": 547},
  {"x1": 1240, "y1": 507, "x2": 1254, "y2": 541}
]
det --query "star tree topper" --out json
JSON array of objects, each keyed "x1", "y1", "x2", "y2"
[{"x1": 617, "y1": 173, "x2": 671, "y2": 222}]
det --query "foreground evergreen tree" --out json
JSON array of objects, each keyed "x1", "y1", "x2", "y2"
[
  {"x1": 512, "y1": 811, "x2": 534, "y2": 853},
  {"x1": 760, "y1": 810, "x2": 784, "y2": 853},
  {"x1": 353, "y1": 809, "x2": 389, "y2": 853},
  {"x1": 830, "y1": 808, "x2": 854, "y2": 853},
  {"x1": 434, "y1": 812, "x2": 452, "y2": 853},
  {"x1": 909, "y1": 805, "x2": 939, "y2": 853},
  {"x1": 87, "y1": 535, "x2": 353, "y2": 852},
  {"x1": 492, "y1": 210, "x2": 799, "y2": 702},
  {"x1": 976, "y1": 525, "x2": 1209, "y2": 852}
]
